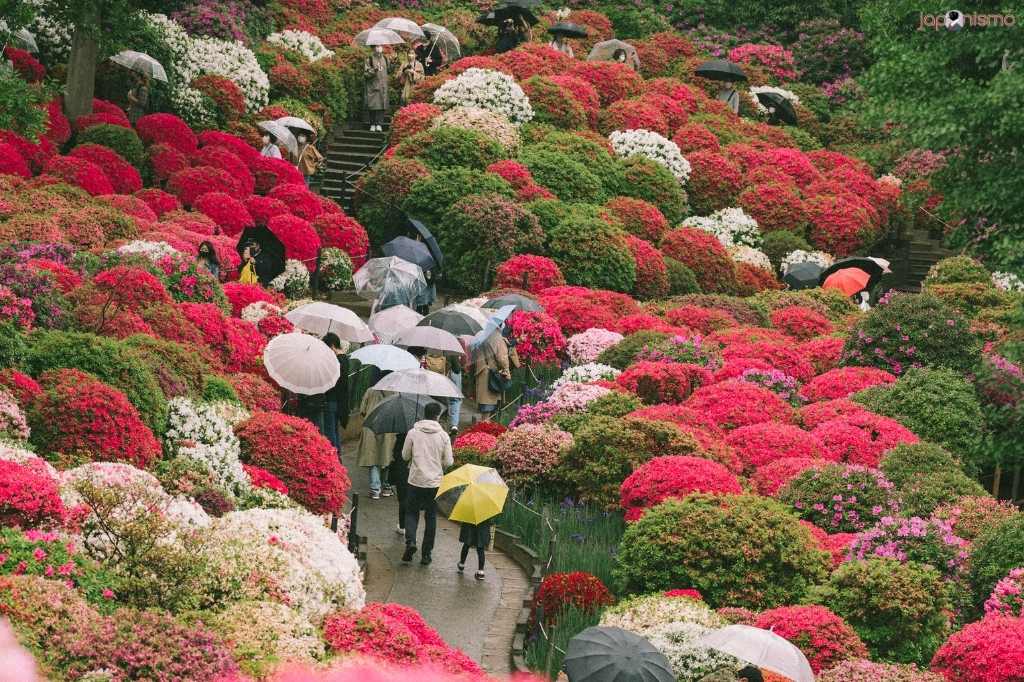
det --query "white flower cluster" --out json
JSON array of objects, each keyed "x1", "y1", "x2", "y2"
[
  {"x1": 646, "y1": 621, "x2": 739, "y2": 680},
  {"x1": 266, "y1": 30, "x2": 334, "y2": 62},
  {"x1": 169, "y1": 84, "x2": 218, "y2": 129},
  {"x1": 207, "y1": 400, "x2": 252, "y2": 428},
  {"x1": 116, "y1": 240, "x2": 181, "y2": 262},
  {"x1": 210, "y1": 508, "x2": 366, "y2": 624},
  {"x1": 241, "y1": 300, "x2": 286, "y2": 325},
  {"x1": 781, "y1": 249, "x2": 835, "y2": 275},
  {"x1": 728, "y1": 245, "x2": 773, "y2": 271},
  {"x1": 682, "y1": 207, "x2": 761, "y2": 249},
  {"x1": 165, "y1": 397, "x2": 249, "y2": 493},
  {"x1": 433, "y1": 68, "x2": 534, "y2": 125},
  {"x1": 27, "y1": 0, "x2": 71, "y2": 63},
  {"x1": 878, "y1": 173, "x2": 902, "y2": 188},
  {"x1": 271, "y1": 259, "x2": 311, "y2": 298},
  {"x1": 609, "y1": 129, "x2": 691, "y2": 185},
  {"x1": 992, "y1": 271, "x2": 1024, "y2": 292},
  {"x1": 552, "y1": 362, "x2": 621, "y2": 390}
]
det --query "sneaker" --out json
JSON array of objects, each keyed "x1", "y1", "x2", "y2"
[
  {"x1": 396, "y1": 524, "x2": 405, "y2": 535},
  {"x1": 475, "y1": 570, "x2": 485, "y2": 581},
  {"x1": 381, "y1": 488, "x2": 393, "y2": 498},
  {"x1": 457, "y1": 563, "x2": 465, "y2": 573},
  {"x1": 402, "y1": 545, "x2": 416, "y2": 563},
  {"x1": 420, "y1": 554, "x2": 432, "y2": 566},
  {"x1": 370, "y1": 491, "x2": 381, "y2": 500}
]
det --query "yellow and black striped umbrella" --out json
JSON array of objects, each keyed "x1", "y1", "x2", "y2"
[{"x1": 436, "y1": 464, "x2": 508, "y2": 524}]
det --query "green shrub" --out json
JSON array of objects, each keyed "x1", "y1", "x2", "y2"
[
  {"x1": 924, "y1": 256, "x2": 991, "y2": 285},
  {"x1": 396, "y1": 126, "x2": 506, "y2": 170},
  {"x1": 354, "y1": 157, "x2": 431, "y2": 245},
  {"x1": 597, "y1": 331, "x2": 671, "y2": 370},
  {"x1": 612, "y1": 156, "x2": 689, "y2": 224},
  {"x1": 585, "y1": 391, "x2": 643, "y2": 418},
  {"x1": 853, "y1": 367, "x2": 986, "y2": 468},
  {"x1": 26, "y1": 330, "x2": 167, "y2": 434},
  {"x1": 750, "y1": 288, "x2": 856, "y2": 322},
  {"x1": 879, "y1": 442, "x2": 961, "y2": 488},
  {"x1": 897, "y1": 470, "x2": 986, "y2": 518},
  {"x1": 604, "y1": 6, "x2": 673, "y2": 38},
  {"x1": 0, "y1": 65, "x2": 46, "y2": 140},
  {"x1": 615, "y1": 494, "x2": 829, "y2": 609},
  {"x1": 664, "y1": 257, "x2": 701, "y2": 295},
  {"x1": 778, "y1": 463, "x2": 900, "y2": 533},
  {"x1": 967, "y1": 514, "x2": 1024, "y2": 616},
  {"x1": 548, "y1": 214, "x2": 636, "y2": 292},
  {"x1": 402, "y1": 167, "x2": 513, "y2": 230},
  {"x1": 808, "y1": 559, "x2": 949, "y2": 665},
  {"x1": 76, "y1": 124, "x2": 147, "y2": 169},
  {"x1": 0, "y1": 322, "x2": 26, "y2": 370},
  {"x1": 525, "y1": 198, "x2": 570, "y2": 245},
  {"x1": 922, "y1": 282, "x2": 1009, "y2": 319},
  {"x1": 522, "y1": 76, "x2": 588, "y2": 130},
  {"x1": 202, "y1": 375, "x2": 240, "y2": 404},
  {"x1": 519, "y1": 147, "x2": 607, "y2": 204},
  {"x1": 761, "y1": 230, "x2": 812, "y2": 269},
  {"x1": 123, "y1": 335, "x2": 209, "y2": 399},
  {"x1": 556, "y1": 416, "x2": 699, "y2": 507},
  {"x1": 841, "y1": 293, "x2": 981, "y2": 376},
  {"x1": 784, "y1": 126, "x2": 823, "y2": 151}
]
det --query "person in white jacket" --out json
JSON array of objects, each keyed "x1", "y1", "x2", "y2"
[{"x1": 401, "y1": 402, "x2": 453, "y2": 565}]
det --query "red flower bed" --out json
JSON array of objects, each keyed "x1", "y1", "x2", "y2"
[
  {"x1": 453, "y1": 431, "x2": 497, "y2": 453},
  {"x1": 312, "y1": 213, "x2": 369, "y2": 269},
  {"x1": 598, "y1": 99, "x2": 669, "y2": 136},
  {"x1": 252, "y1": 156, "x2": 304, "y2": 193},
  {"x1": 197, "y1": 130, "x2": 261, "y2": 164},
  {"x1": 620, "y1": 455, "x2": 742, "y2": 522},
  {"x1": 665, "y1": 588, "x2": 703, "y2": 600},
  {"x1": 799, "y1": 398, "x2": 871, "y2": 429},
  {"x1": 661, "y1": 227, "x2": 738, "y2": 294},
  {"x1": 821, "y1": 532, "x2": 856, "y2": 567},
  {"x1": 664, "y1": 306, "x2": 737, "y2": 335},
  {"x1": 0, "y1": 460, "x2": 64, "y2": 528},
  {"x1": 799, "y1": 336, "x2": 845, "y2": 374},
  {"x1": 68, "y1": 144, "x2": 142, "y2": 194},
  {"x1": 755, "y1": 605, "x2": 867, "y2": 673},
  {"x1": 162, "y1": 209, "x2": 217, "y2": 236},
  {"x1": 29, "y1": 369, "x2": 161, "y2": 468},
  {"x1": 729, "y1": 43, "x2": 798, "y2": 80},
  {"x1": 230, "y1": 373, "x2": 280, "y2": 412},
  {"x1": 625, "y1": 236, "x2": 669, "y2": 300},
  {"x1": 99, "y1": 194, "x2": 157, "y2": 224},
  {"x1": 931, "y1": 616, "x2": 1024, "y2": 682},
  {"x1": 495, "y1": 255, "x2": 565, "y2": 294},
  {"x1": 485, "y1": 160, "x2": 553, "y2": 201},
  {"x1": 167, "y1": 166, "x2": 240, "y2": 207},
  {"x1": 548, "y1": 74, "x2": 601, "y2": 125},
  {"x1": 390, "y1": 103, "x2": 441, "y2": 145},
  {"x1": 323, "y1": 607, "x2": 420, "y2": 664},
  {"x1": 800, "y1": 367, "x2": 897, "y2": 402},
  {"x1": 43, "y1": 99, "x2": 71, "y2": 145},
  {"x1": 604, "y1": 197, "x2": 669, "y2": 243},
  {"x1": 712, "y1": 357, "x2": 774, "y2": 383},
  {"x1": 3, "y1": 46, "x2": 44, "y2": 82},
  {"x1": 222, "y1": 282, "x2": 284, "y2": 317},
  {"x1": 686, "y1": 151, "x2": 744, "y2": 214},
  {"x1": 0, "y1": 370, "x2": 41, "y2": 406},
  {"x1": 531, "y1": 571, "x2": 614, "y2": 626},
  {"x1": 754, "y1": 148, "x2": 821, "y2": 188},
  {"x1": 672, "y1": 123, "x2": 722, "y2": 154},
  {"x1": 615, "y1": 313, "x2": 675, "y2": 336},
  {"x1": 447, "y1": 55, "x2": 506, "y2": 75},
  {"x1": 88, "y1": 265, "x2": 173, "y2": 311},
  {"x1": 687, "y1": 379, "x2": 794, "y2": 430},
  {"x1": 627, "y1": 405, "x2": 725, "y2": 443},
  {"x1": 236, "y1": 410, "x2": 351, "y2": 513},
  {"x1": 41, "y1": 156, "x2": 113, "y2": 196},
  {"x1": 497, "y1": 44, "x2": 572, "y2": 80},
  {"x1": 268, "y1": 182, "x2": 325, "y2": 222},
  {"x1": 0, "y1": 130, "x2": 55, "y2": 173},
  {"x1": 179, "y1": 302, "x2": 259, "y2": 372},
  {"x1": 725, "y1": 423, "x2": 829, "y2": 473},
  {"x1": 752, "y1": 457, "x2": 829, "y2": 496},
  {"x1": 811, "y1": 412, "x2": 919, "y2": 467},
  {"x1": 268, "y1": 214, "x2": 321, "y2": 271},
  {"x1": 806, "y1": 194, "x2": 879, "y2": 256},
  {"x1": 193, "y1": 192, "x2": 254, "y2": 236},
  {"x1": 735, "y1": 262, "x2": 784, "y2": 295},
  {"x1": 506, "y1": 310, "x2": 566, "y2": 365},
  {"x1": 737, "y1": 182, "x2": 808, "y2": 234},
  {"x1": 637, "y1": 92, "x2": 689, "y2": 131},
  {"x1": 0, "y1": 143, "x2": 31, "y2": 178},
  {"x1": 191, "y1": 145, "x2": 254, "y2": 196},
  {"x1": 721, "y1": 341, "x2": 815, "y2": 382},
  {"x1": 92, "y1": 98, "x2": 127, "y2": 120},
  {"x1": 569, "y1": 61, "x2": 644, "y2": 106},
  {"x1": 135, "y1": 113, "x2": 198, "y2": 154},
  {"x1": 147, "y1": 143, "x2": 189, "y2": 184},
  {"x1": 770, "y1": 306, "x2": 833, "y2": 341},
  {"x1": 245, "y1": 195, "x2": 291, "y2": 226},
  {"x1": 617, "y1": 361, "x2": 711, "y2": 404},
  {"x1": 540, "y1": 295, "x2": 620, "y2": 336},
  {"x1": 463, "y1": 421, "x2": 508, "y2": 438}
]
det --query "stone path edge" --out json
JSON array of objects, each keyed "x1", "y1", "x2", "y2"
[{"x1": 492, "y1": 528, "x2": 545, "y2": 675}]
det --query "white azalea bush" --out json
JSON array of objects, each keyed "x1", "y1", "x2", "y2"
[
  {"x1": 728, "y1": 245, "x2": 773, "y2": 271},
  {"x1": 271, "y1": 259, "x2": 311, "y2": 297},
  {"x1": 433, "y1": 68, "x2": 534, "y2": 124},
  {"x1": 432, "y1": 106, "x2": 521, "y2": 151},
  {"x1": 164, "y1": 397, "x2": 249, "y2": 493},
  {"x1": 241, "y1": 300, "x2": 286, "y2": 325},
  {"x1": 682, "y1": 207, "x2": 761, "y2": 248},
  {"x1": 266, "y1": 29, "x2": 334, "y2": 62},
  {"x1": 781, "y1": 249, "x2": 835, "y2": 275},
  {"x1": 992, "y1": 271, "x2": 1024, "y2": 292},
  {"x1": 609, "y1": 129, "x2": 691, "y2": 184},
  {"x1": 552, "y1": 363, "x2": 621, "y2": 390},
  {"x1": 26, "y1": 0, "x2": 72, "y2": 63},
  {"x1": 116, "y1": 240, "x2": 181, "y2": 262},
  {"x1": 318, "y1": 248, "x2": 354, "y2": 291}
]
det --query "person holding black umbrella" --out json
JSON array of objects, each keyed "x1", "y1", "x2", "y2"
[
  {"x1": 241, "y1": 240, "x2": 278, "y2": 287},
  {"x1": 549, "y1": 32, "x2": 574, "y2": 57},
  {"x1": 717, "y1": 85, "x2": 740, "y2": 114}
]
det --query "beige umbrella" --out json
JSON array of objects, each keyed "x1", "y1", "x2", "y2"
[
  {"x1": 392, "y1": 325, "x2": 465, "y2": 356},
  {"x1": 285, "y1": 301, "x2": 373, "y2": 342},
  {"x1": 263, "y1": 333, "x2": 340, "y2": 395},
  {"x1": 257, "y1": 120, "x2": 298, "y2": 158},
  {"x1": 369, "y1": 304, "x2": 422, "y2": 343}
]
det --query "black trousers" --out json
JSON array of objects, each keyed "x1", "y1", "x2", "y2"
[
  {"x1": 461, "y1": 544, "x2": 486, "y2": 571},
  {"x1": 404, "y1": 485, "x2": 438, "y2": 555}
]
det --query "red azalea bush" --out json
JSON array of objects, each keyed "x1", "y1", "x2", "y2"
[
  {"x1": 245, "y1": 195, "x2": 291, "y2": 226},
  {"x1": 549, "y1": 74, "x2": 601, "y2": 124},
  {"x1": 28, "y1": 369, "x2": 161, "y2": 468},
  {"x1": 687, "y1": 379, "x2": 794, "y2": 430},
  {"x1": 41, "y1": 156, "x2": 113, "y2": 196},
  {"x1": 0, "y1": 460, "x2": 65, "y2": 528},
  {"x1": 313, "y1": 213, "x2": 370, "y2": 269},
  {"x1": 242, "y1": 464, "x2": 288, "y2": 494},
  {"x1": 713, "y1": 357, "x2": 775, "y2": 382},
  {"x1": 0, "y1": 370, "x2": 41, "y2": 406},
  {"x1": 522, "y1": 75, "x2": 590, "y2": 130},
  {"x1": 485, "y1": 160, "x2": 553, "y2": 201},
  {"x1": 253, "y1": 156, "x2": 305, "y2": 193},
  {"x1": 661, "y1": 227, "x2": 738, "y2": 294},
  {"x1": 178, "y1": 302, "x2": 259, "y2": 372},
  {"x1": 617, "y1": 361, "x2": 711, "y2": 405},
  {"x1": 686, "y1": 151, "x2": 744, "y2": 214},
  {"x1": 753, "y1": 457, "x2": 830, "y2": 496},
  {"x1": 771, "y1": 306, "x2": 833, "y2": 341},
  {"x1": 0, "y1": 142, "x2": 31, "y2": 178},
  {"x1": 619, "y1": 455, "x2": 742, "y2": 522},
  {"x1": 463, "y1": 421, "x2": 508, "y2": 438},
  {"x1": 616, "y1": 313, "x2": 675, "y2": 336},
  {"x1": 506, "y1": 310, "x2": 566, "y2": 365},
  {"x1": 167, "y1": 166, "x2": 240, "y2": 207},
  {"x1": 930, "y1": 616, "x2": 1024, "y2": 682},
  {"x1": 268, "y1": 183, "x2": 325, "y2": 222},
  {"x1": 495, "y1": 255, "x2": 565, "y2": 294},
  {"x1": 735, "y1": 262, "x2": 784, "y2": 295},
  {"x1": 44, "y1": 99, "x2": 71, "y2": 145},
  {"x1": 721, "y1": 341, "x2": 816, "y2": 382},
  {"x1": 191, "y1": 145, "x2": 254, "y2": 196},
  {"x1": 235, "y1": 410, "x2": 351, "y2": 513},
  {"x1": 729, "y1": 43, "x2": 798, "y2": 80},
  {"x1": 222, "y1": 282, "x2": 284, "y2": 317},
  {"x1": 806, "y1": 194, "x2": 879, "y2": 256},
  {"x1": 664, "y1": 306, "x2": 737, "y2": 334},
  {"x1": 755, "y1": 605, "x2": 868, "y2": 673},
  {"x1": 68, "y1": 144, "x2": 142, "y2": 194},
  {"x1": 268, "y1": 214, "x2": 320, "y2": 271},
  {"x1": 637, "y1": 93, "x2": 688, "y2": 130},
  {"x1": 569, "y1": 61, "x2": 644, "y2": 106},
  {"x1": 598, "y1": 99, "x2": 669, "y2": 136},
  {"x1": 627, "y1": 404, "x2": 725, "y2": 446},
  {"x1": 626, "y1": 236, "x2": 669, "y2": 300},
  {"x1": 390, "y1": 103, "x2": 441, "y2": 145},
  {"x1": 73, "y1": 112, "x2": 130, "y2": 132},
  {"x1": 322, "y1": 607, "x2": 419, "y2": 665},
  {"x1": 726, "y1": 423, "x2": 829, "y2": 473},
  {"x1": 531, "y1": 571, "x2": 614, "y2": 626},
  {"x1": 135, "y1": 188, "x2": 181, "y2": 217},
  {"x1": 230, "y1": 373, "x2": 280, "y2": 412},
  {"x1": 800, "y1": 336, "x2": 846, "y2": 374},
  {"x1": 496, "y1": 44, "x2": 572, "y2": 80},
  {"x1": 147, "y1": 143, "x2": 189, "y2": 183},
  {"x1": 672, "y1": 123, "x2": 722, "y2": 154},
  {"x1": 3, "y1": 46, "x2": 44, "y2": 82},
  {"x1": 738, "y1": 181, "x2": 809, "y2": 234},
  {"x1": 665, "y1": 588, "x2": 703, "y2": 600},
  {"x1": 135, "y1": 113, "x2": 198, "y2": 154},
  {"x1": 91, "y1": 266, "x2": 173, "y2": 309},
  {"x1": 99, "y1": 194, "x2": 157, "y2": 224},
  {"x1": 604, "y1": 197, "x2": 669, "y2": 243},
  {"x1": 452, "y1": 432, "x2": 498, "y2": 454},
  {"x1": 193, "y1": 192, "x2": 254, "y2": 236},
  {"x1": 812, "y1": 412, "x2": 919, "y2": 467},
  {"x1": 799, "y1": 398, "x2": 871, "y2": 429},
  {"x1": 540, "y1": 295, "x2": 620, "y2": 336},
  {"x1": 801, "y1": 367, "x2": 897, "y2": 402}
]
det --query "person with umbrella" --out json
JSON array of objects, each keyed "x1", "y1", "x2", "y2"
[
  {"x1": 321, "y1": 332, "x2": 350, "y2": 455},
  {"x1": 548, "y1": 31, "x2": 574, "y2": 58},
  {"x1": 365, "y1": 44, "x2": 391, "y2": 132},
  {"x1": 296, "y1": 128, "x2": 324, "y2": 187},
  {"x1": 400, "y1": 45, "x2": 425, "y2": 104},
  {"x1": 401, "y1": 401, "x2": 454, "y2": 565},
  {"x1": 126, "y1": 72, "x2": 150, "y2": 124},
  {"x1": 357, "y1": 382, "x2": 397, "y2": 500},
  {"x1": 436, "y1": 464, "x2": 508, "y2": 581},
  {"x1": 240, "y1": 239, "x2": 279, "y2": 287},
  {"x1": 260, "y1": 131, "x2": 283, "y2": 159},
  {"x1": 474, "y1": 323, "x2": 518, "y2": 419}
]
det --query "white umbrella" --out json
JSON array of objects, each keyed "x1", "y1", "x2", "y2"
[
  {"x1": 285, "y1": 302, "x2": 374, "y2": 342},
  {"x1": 372, "y1": 367, "x2": 462, "y2": 398},
  {"x1": 257, "y1": 120, "x2": 298, "y2": 158},
  {"x1": 275, "y1": 116, "x2": 316, "y2": 135},
  {"x1": 263, "y1": 333, "x2": 341, "y2": 396},
  {"x1": 698, "y1": 626, "x2": 814, "y2": 682},
  {"x1": 445, "y1": 303, "x2": 489, "y2": 326},
  {"x1": 373, "y1": 17, "x2": 426, "y2": 41},
  {"x1": 369, "y1": 304, "x2": 423, "y2": 343},
  {"x1": 868, "y1": 256, "x2": 893, "y2": 274},
  {"x1": 392, "y1": 325, "x2": 465, "y2": 356},
  {"x1": 353, "y1": 28, "x2": 405, "y2": 48},
  {"x1": 350, "y1": 344, "x2": 419, "y2": 372},
  {"x1": 109, "y1": 50, "x2": 168, "y2": 82}
]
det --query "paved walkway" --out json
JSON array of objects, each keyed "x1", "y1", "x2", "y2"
[{"x1": 341, "y1": 424, "x2": 528, "y2": 674}]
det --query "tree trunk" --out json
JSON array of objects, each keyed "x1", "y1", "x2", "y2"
[
  {"x1": 64, "y1": 21, "x2": 99, "y2": 122},
  {"x1": 993, "y1": 464, "x2": 1003, "y2": 498}
]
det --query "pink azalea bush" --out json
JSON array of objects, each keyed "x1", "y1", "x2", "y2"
[
  {"x1": 930, "y1": 616, "x2": 1024, "y2": 682},
  {"x1": 492, "y1": 424, "x2": 573, "y2": 484},
  {"x1": 848, "y1": 516, "x2": 969, "y2": 580},
  {"x1": 984, "y1": 567, "x2": 1024, "y2": 617},
  {"x1": 567, "y1": 328, "x2": 625, "y2": 364}
]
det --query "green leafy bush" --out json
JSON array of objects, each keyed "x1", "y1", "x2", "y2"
[
  {"x1": 921, "y1": 282, "x2": 1009, "y2": 319},
  {"x1": 809, "y1": 559, "x2": 949, "y2": 665},
  {"x1": 615, "y1": 494, "x2": 829, "y2": 609},
  {"x1": 853, "y1": 367, "x2": 986, "y2": 467},
  {"x1": 0, "y1": 64, "x2": 46, "y2": 140},
  {"x1": 548, "y1": 214, "x2": 636, "y2": 292},
  {"x1": 897, "y1": 470, "x2": 986, "y2": 518},
  {"x1": 968, "y1": 514, "x2": 1024, "y2": 616},
  {"x1": 762, "y1": 230, "x2": 812, "y2": 268},
  {"x1": 0, "y1": 322, "x2": 26, "y2": 370},
  {"x1": 924, "y1": 256, "x2": 991, "y2": 285},
  {"x1": 750, "y1": 288, "x2": 856, "y2": 322},
  {"x1": 402, "y1": 167, "x2": 513, "y2": 230},
  {"x1": 123, "y1": 335, "x2": 210, "y2": 399},
  {"x1": 879, "y1": 442, "x2": 961, "y2": 488},
  {"x1": 612, "y1": 156, "x2": 689, "y2": 224},
  {"x1": 202, "y1": 375, "x2": 240, "y2": 404},
  {"x1": 76, "y1": 124, "x2": 147, "y2": 169},
  {"x1": 664, "y1": 257, "x2": 702, "y2": 295},
  {"x1": 396, "y1": 126, "x2": 506, "y2": 170},
  {"x1": 354, "y1": 157, "x2": 431, "y2": 245},
  {"x1": 778, "y1": 463, "x2": 900, "y2": 533},
  {"x1": 520, "y1": 147, "x2": 607, "y2": 204},
  {"x1": 585, "y1": 391, "x2": 643, "y2": 418},
  {"x1": 597, "y1": 331, "x2": 670, "y2": 370}
]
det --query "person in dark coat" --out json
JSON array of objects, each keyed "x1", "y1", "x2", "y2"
[
  {"x1": 458, "y1": 518, "x2": 493, "y2": 580},
  {"x1": 321, "y1": 333, "x2": 350, "y2": 455},
  {"x1": 242, "y1": 241, "x2": 278, "y2": 287},
  {"x1": 390, "y1": 432, "x2": 409, "y2": 535},
  {"x1": 295, "y1": 391, "x2": 326, "y2": 433},
  {"x1": 196, "y1": 240, "x2": 221, "y2": 280}
]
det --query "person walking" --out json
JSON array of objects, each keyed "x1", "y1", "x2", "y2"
[
  {"x1": 321, "y1": 333, "x2": 349, "y2": 454},
  {"x1": 401, "y1": 402, "x2": 453, "y2": 565},
  {"x1": 356, "y1": 387, "x2": 396, "y2": 499},
  {"x1": 296, "y1": 390, "x2": 326, "y2": 433},
  {"x1": 126, "y1": 73, "x2": 150, "y2": 124},
  {"x1": 297, "y1": 132, "x2": 325, "y2": 187},
  {"x1": 474, "y1": 327, "x2": 519, "y2": 419},
  {"x1": 196, "y1": 240, "x2": 220, "y2": 280},
  {"x1": 260, "y1": 132, "x2": 283, "y2": 159},
  {"x1": 364, "y1": 45, "x2": 390, "y2": 132},
  {"x1": 390, "y1": 432, "x2": 409, "y2": 535},
  {"x1": 399, "y1": 47, "x2": 425, "y2": 105},
  {"x1": 457, "y1": 517, "x2": 492, "y2": 580}
]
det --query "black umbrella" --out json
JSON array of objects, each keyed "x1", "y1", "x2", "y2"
[
  {"x1": 819, "y1": 257, "x2": 886, "y2": 290},
  {"x1": 754, "y1": 91, "x2": 798, "y2": 126},
  {"x1": 483, "y1": 293, "x2": 542, "y2": 313},
  {"x1": 548, "y1": 21, "x2": 588, "y2": 38},
  {"x1": 695, "y1": 59, "x2": 747, "y2": 82},
  {"x1": 383, "y1": 236, "x2": 436, "y2": 272},
  {"x1": 419, "y1": 309, "x2": 483, "y2": 336},
  {"x1": 364, "y1": 393, "x2": 444, "y2": 434},
  {"x1": 499, "y1": 0, "x2": 542, "y2": 8},
  {"x1": 477, "y1": 5, "x2": 538, "y2": 26},
  {"x1": 564, "y1": 626, "x2": 675, "y2": 682},
  {"x1": 236, "y1": 226, "x2": 286, "y2": 281},
  {"x1": 783, "y1": 262, "x2": 824, "y2": 290},
  {"x1": 407, "y1": 218, "x2": 444, "y2": 270}
]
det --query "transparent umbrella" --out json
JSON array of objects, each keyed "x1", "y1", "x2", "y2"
[
  {"x1": 373, "y1": 17, "x2": 426, "y2": 41},
  {"x1": 0, "y1": 22, "x2": 38, "y2": 53},
  {"x1": 354, "y1": 257, "x2": 426, "y2": 310},
  {"x1": 109, "y1": 50, "x2": 168, "y2": 82},
  {"x1": 698, "y1": 626, "x2": 814, "y2": 682},
  {"x1": 372, "y1": 368, "x2": 462, "y2": 398},
  {"x1": 421, "y1": 23, "x2": 461, "y2": 58},
  {"x1": 353, "y1": 28, "x2": 405, "y2": 48},
  {"x1": 392, "y1": 325, "x2": 465, "y2": 356},
  {"x1": 350, "y1": 344, "x2": 420, "y2": 372}
]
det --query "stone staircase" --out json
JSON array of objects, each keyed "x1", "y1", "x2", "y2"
[
  {"x1": 873, "y1": 227, "x2": 956, "y2": 292},
  {"x1": 320, "y1": 121, "x2": 390, "y2": 214}
]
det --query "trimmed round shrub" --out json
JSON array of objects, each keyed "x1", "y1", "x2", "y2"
[
  {"x1": 615, "y1": 494, "x2": 829, "y2": 609},
  {"x1": 754, "y1": 605, "x2": 868, "y2": 673},
  {"x1": 661, "y1": 227, "x2": 738, "y2": 294},
  {"x1": 530, "y1": 571, "x2": 614, "y2": 627},
  {"x1": 619, "y1": 455, "x2": 742, "y2": 522},
  {"x1": 725, "y1": 423, "x2": 828, "y2": 473},
  {"x1": 738, "y1": 181, "x2": 809, "y2": 235},
  {"x1": 519, "y1": 147, "x2": 606, "y2": 204},
  {"x1": 686, "y1": 151, "x2": 744, "y2": 214},
  {"x1": 548, "y1": 214, "x2": 636, "y2": 293},
  {"x1": 557, "y1": 416, "x2": 700, "y2": 508},
  {"x1": 779, "y1": 463, "x2": 901, "y2": 533},
  {"x1": 687, "y1": 380, "x2": 794, "y2": 431},
  {"x1": 879, "y1": 443, "x2": 961, "y2": 489},
  {"x1": 896, "y1": 471, "x2": 986, "y2": 519},
  {"x1": 598, "y1": 98, "x2": 669, "y2": 136},
  {"x1": 355, "y1": 157, "x2": 431, "y2": 244},
  {"x1": 568, "y1": 61, "x2": 643, "y2": 106},
  {"x1": 495, "y1": 255, "x2": 564, "y2": 294},
  {"x1": 968, "y1": 514, "x2": 1024, "y2": 615},
  {"x1": 933, "y1": 496, "x2": 1019, "y2": 542},
  {"x1": 664, "y1": 258, "x2": 701, "y2": 295},
  {"x1": 770, "y1": 305, "x2": 833, "y2": 341},
  {"x1": 0, "y1": 460, "x2": 65, "y2": 527},
  {"x1": 401, "y1": 167, "x2": 513, "y2": 231},
  {"x1": 626, "y1": 236, "x2": 670, "y2": 300},
  {"x1": 76, "y1": 124, "x2": 145, "y2": 168},
  {"x1": 617, "y1": 361, "x2": 710, "y2": 405},
  {"x1": 492, "y1": 423, "x2": 573, "y2": 485},
  {"x1": 931, "y1": 616, "x2": 1024, "y2": 682},
  {"x1": 924, "y1": 255, "x2": 991, "y2": 285},
  {"x1": 614, "y1": 156, "x2": 689, "y2": 224},
  {"x1": 802, "y1": 367, "x2": 897, "y2": 402},
  {"x1": 522, "y1": 75, "x2": 589, "y2": 129},
  {"x1": 753, "y1": 457, "x2": 829, "y2": 496},
  {"x1": 604, "y1": 196, "x2": 670, "y2": 243},
  {"x1": 762, "y1": 230, "x2": 813, "y2": 268},
  {"x1": 396, "y1": 125, "x2": 505, "y2": 170},
  {"x1": 810, "y1": 411, "x2": 919, "y2": 468},
  {"x1": 848, "y1": 515, "x2": 969, "y2": 581}
]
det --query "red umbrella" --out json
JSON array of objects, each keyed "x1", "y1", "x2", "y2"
[{"x1": 822, "y1": 268, "x2": 870, "y2": 297}]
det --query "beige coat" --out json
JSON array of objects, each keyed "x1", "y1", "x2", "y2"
[
  {"x1": 474, "y1": 334, "x2": 520, "y2": 406},
  {"x1": 356, "y1": 389, "x2": 396, "y2": 468},
  {"x1": 399, "y1": 58, "x2": 424, "y2": 104},
  {"x1": 298, "y1": 143, "x2": 324, "y2": 177},
  {"x1": 402, "y1": 419, "x2": 454, "y2": 488}
]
